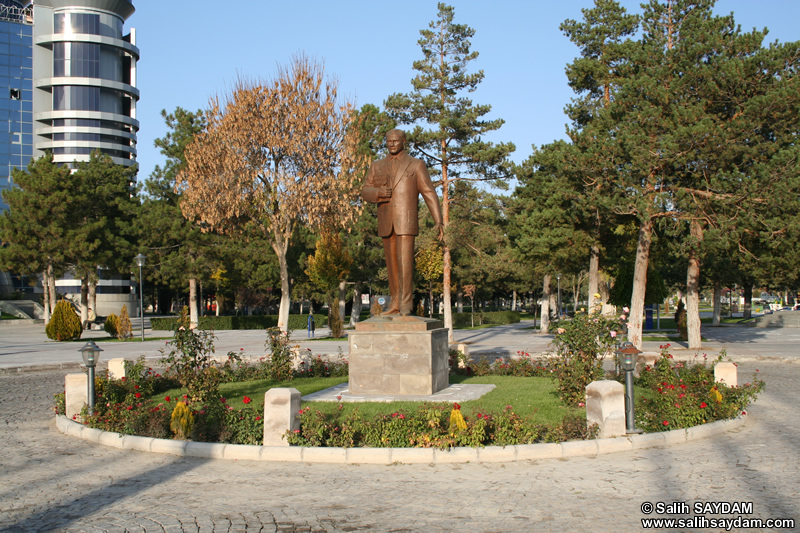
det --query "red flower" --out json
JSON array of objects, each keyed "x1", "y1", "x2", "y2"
[
  {"x1": 662, "y1": 420, "x2": 669, "y2": 426},
  {"x1": 134, "y1": 385, "x2": 139, "y2": 389},
  {"x1": 700, "y1": 402, "x2": 707, "y2": 409},
  {"x1": 134, "y1": 392, "x2": 141, "y2": 398},
  {"x1": 165, "y1": 396, "x2": 171, "y2": 402},
  {"x1": 220, "y1": 397, "x2": 226, "y2": 403},
  {"x1": 255, "y1": 416, "x2": 262, "y2": 421},
  {"x1": 242, "y1": 396, "x2": 252, "y2": 404},
  {"x1": 453, "y1": 402, "x2": 461, "y2": 410}
]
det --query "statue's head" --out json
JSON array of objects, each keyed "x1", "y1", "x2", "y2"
[{"x1": 386, "y1": 129, "x2": 406, "y2": 155}]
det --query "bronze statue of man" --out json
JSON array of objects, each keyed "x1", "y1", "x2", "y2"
[{"x1": 362, "y1": 129, "x2": 443, "y2": 316}]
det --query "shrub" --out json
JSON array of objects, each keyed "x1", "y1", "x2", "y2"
[
  {"x1": 117, "y1": 305, "x2": 133, "y2": 340},
  {"x1": 328, "y1": 307, "x2": 344, "y2": 338},
  {"x1": 285, "y1": 402, "x2": 592, "y2": 449},
  {"x1": 265, "y1": 327, "x2": 293, "y2": 381},
  {"x1": 550, "y1": 310, "x2": 622, "y2": 406},
  {"x1": 161, "y1": 307, "x2": 221, "y2": 409},
  {"x1": 104, "y1": 313, "x2": 119, "y2": 337},
  {"x1": 46, "y1": 300, "x2": 82, "y2": 341},
  {"x1": 170, "y1": 401, "x2": 194, "y2": 439},
  {"x1": 150, "y1": 313, "x2": 327, "y2": 331},
  {"x1": 635, "y1": 347, "x2": 764, "y2": 432}
]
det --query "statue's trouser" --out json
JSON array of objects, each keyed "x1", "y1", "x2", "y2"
[{"x1": 383, "y1": 231, "x2": 415, "y2": 315}]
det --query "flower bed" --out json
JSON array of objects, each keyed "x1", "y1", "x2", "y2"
[{"x1": 53, "y1": 308, "x2": 764, "y2": 449}]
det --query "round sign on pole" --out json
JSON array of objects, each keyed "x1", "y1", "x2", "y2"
[{"x1": 378, "y1": 297, "x2": 386, "y2": 305}]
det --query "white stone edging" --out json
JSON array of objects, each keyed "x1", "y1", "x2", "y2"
[{"x1": 55, "y1": 413, "x2": 747, "y2": 464}]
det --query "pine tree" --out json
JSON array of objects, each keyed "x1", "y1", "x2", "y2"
[
  {"x1": 0, "y1": 154, "x2": 76, "y2": 322},
  {"x1": 384, "y1": 3, "x2": 515, "y2": 341},
  {"x1": 138, "y1": 108, "x2": 212, "y2": 328},
  {"x1": 560, "y1": 0, "x2": 639, "y2": 310}
]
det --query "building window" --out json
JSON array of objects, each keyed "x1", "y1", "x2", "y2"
[{"x1": 9, "y1": 88, "x2": 19, "y2": 99}]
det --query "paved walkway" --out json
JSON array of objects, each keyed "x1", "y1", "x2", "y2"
[{"x1": 0, "y1": 322, "x2": 798, "y2": 531}]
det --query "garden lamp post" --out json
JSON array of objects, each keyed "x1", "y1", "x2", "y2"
[
  {"x1": 556, "y1": 273, "x2": 562, "y2": 318},
  {"x1": 134, "y1": 253, "x2": 146, "y2": 341},
  {"x1": 617, "y1": 341, "x2": 642, "y2": 434},
  {"x1": 79, "y1": 341, "x2": 103, "y2": 414}
]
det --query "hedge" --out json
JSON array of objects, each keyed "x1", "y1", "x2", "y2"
[
  {"x1": 150, "y1": 313, "x2": 329, "y2": 331},
  {"x1": 448, "y1": 310, "x2": 521, "y2": 327}
]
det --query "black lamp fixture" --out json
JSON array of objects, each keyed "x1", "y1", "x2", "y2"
[{"x1": 78, "y1": 340, "x2": 103, "y2": 414}]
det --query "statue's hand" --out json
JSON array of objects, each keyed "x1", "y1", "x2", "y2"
[
  {"x1": 379, "y1": 186, "x2": 393, "y2": 199},
  {"x1": 435, "y1": 223, "x2": 444, "y2": 241}
]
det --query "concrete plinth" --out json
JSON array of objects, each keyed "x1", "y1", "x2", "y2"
[
  {"x1": 349, "y1": 316, "x2": 449, "y2": 396},
  {"x1": 263, "y1": 388, "x2": 301, "y2": 447},
  {"x1": 107, "y1": 358, "x2": 127, "y2": 380},
  {"x1": 65, "y1": 373, "x2": 88, "y2": 420},
  {"x1": 714, "y1": 362, "x2": 738, "y2": 387},
  {"x1": 586, "y1": 380, "x2": 626, "y2": 438}
]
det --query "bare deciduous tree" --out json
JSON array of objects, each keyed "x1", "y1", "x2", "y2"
[{"x1": 177, "y1": 55, "x2": 366, "y2": 330}]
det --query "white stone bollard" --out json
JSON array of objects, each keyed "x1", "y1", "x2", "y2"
[
  {"x1": 263, "y1": 388, "x2": 301, "y2": 447},
  {"x1": 455, "y1": 343, "x2": 470, "y2": 368},
  {"x1": 107, "y1": 358, "x2": 127, "y2": 380},
  {"x1": 65, "y1": 373, "x2": 88, "y2": 420},
  {"x1": 585, "y1": 380, "x2": 626, "y2": 438},
  {"x1": 714, "y1": 362, "x2": 738, "y2": 387}
]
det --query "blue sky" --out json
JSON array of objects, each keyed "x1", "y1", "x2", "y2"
[{"x1": 128, "y1": 1, "x2": 800, "y2": 183}]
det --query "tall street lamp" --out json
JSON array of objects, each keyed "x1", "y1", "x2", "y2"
[
  {"x1": 556, "y1": 273, "x2": 562, "y2": 318},
  {"x1": 79, "y1": 341, "x2": 103, "y2": 414},
  {"x1": 134, "y1": 253, "x2": 146, "y2": 341}
]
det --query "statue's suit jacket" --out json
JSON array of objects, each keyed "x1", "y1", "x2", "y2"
[{"x1": 361, "y1": 152, "x2": 443, "y2": 236}]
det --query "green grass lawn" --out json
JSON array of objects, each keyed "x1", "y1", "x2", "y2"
[
  {"x1": 156, "y1": 376, "x2": 350, "y2": 410},
  {"x1": 154, "y1": 375, "x2": 583, "y2": 426},
  {"x1": 304, "y1": 375, "x2": 582, "y2": 426}
]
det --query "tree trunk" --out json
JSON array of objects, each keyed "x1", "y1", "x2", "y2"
[
  {"x1": 350, "y1": 284, "x2": 362, "y2": 326},
  {"x1": 189, "y1": 278, "x2": 198, "y2": 329},
  {"x1": 42, "y1": 268, "x2": 50, "y2": 323},
  {"x1": 428, "y1": 283, "x2": 435, "y2": 318},
  {"x1": 712, "y1": 282, "x2": 722, "y2": 326},
  {"x1": 48, "y1": 271, "x2": 57, "y2": 315},
  {"x1": 742, "y1": 285, "x2": 753, "y2": 319},
  {"x1": 442, "y1": 244, "x2": 453, "y2": 342},
  {"x1": 686, "y1": 221, "x2": 703, "y2": 349},
  {"x1": 511, "y1": 290, "x2": 517, "y2": 311},
  {"x1": 273, "y1": 238, "x2": 291, "y2": 333},
  {"x1": 89, "y1": 280, "x2": 97, "y2": 317},
  {"x1": 338, "y1": 279, "x2": 347, "y2": 324},
  {"x1": 588, "y1": 244, "x2": 599, "y2": 310},
  {"x1": 628, "y1": 219, "x2": 653, "y2": 349},
  {"x1": 441, "y1": 155, "x2": 453, "y2": 342},
  {"x1": 540, "y1": 273, "x2": 552, "y2": 334},
  {"x1": 80, "y1": 275, "x2": 89, "y2": 326},
  {"x1": 456, "y1": 287, "x2": 463, "y2": 313}
]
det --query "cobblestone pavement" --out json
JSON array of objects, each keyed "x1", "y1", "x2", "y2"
[{"x1": 1, "y1": 361, "x2": 798, "y2": 532}]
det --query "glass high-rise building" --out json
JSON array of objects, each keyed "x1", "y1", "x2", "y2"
[
  {"x1": 0, "y1": 0, "x2": 34, "y2": 212},
  {"x1": 0, "y1": 0, "x2": 139, "y2": 314}
]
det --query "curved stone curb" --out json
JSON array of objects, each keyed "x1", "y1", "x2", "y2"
[{"x1": 55, "y1": 413, "x2": 747, "y2": 464}]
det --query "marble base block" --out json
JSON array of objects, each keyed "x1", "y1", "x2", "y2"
[{"x1": 349, "y1": 316, "x2": 449, "y2": 396}]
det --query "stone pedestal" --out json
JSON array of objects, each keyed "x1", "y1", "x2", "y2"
[
  {"x1": 65, "y1": 373, "x2": 88, "y2": 420},
  {"x1": 585, "y1": 380, "x2": 626, "y2": 438},
  {"x1": 263, "y1": 388, "x2": 301, "y2": 447},
  {"x1": 714, "y1": 362, "x2": 738, "y2": 387},
  {"x1": 349, "y1": 316, "x2": 449, "y2": 396},
  {"x1": 107, "y1": 358, "x2": 127, "y2": 380}
]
